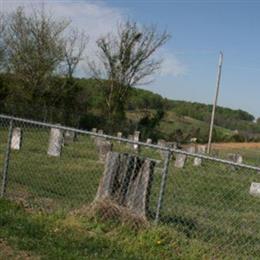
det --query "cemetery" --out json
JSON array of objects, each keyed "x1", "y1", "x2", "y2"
[
  {"x1": 1, "y1": 119, "x2": 260, "y2": 258},
  {"x1": 0, "y1": 2, "x2": 260, "y2": 258}
]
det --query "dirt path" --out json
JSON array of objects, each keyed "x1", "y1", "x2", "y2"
[{"x1": 212, "y1": 142, "x2": 260, "y2": 150}]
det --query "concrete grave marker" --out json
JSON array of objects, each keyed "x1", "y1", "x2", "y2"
[
  {"x1": 133, "y1": 131, "x2": 140, "y2": 151},
  {"x1": 64, "y1": 130, "x2": 76, "y2": 144},
  {"x1": 249, "y1": 182, "x2": 260, "y2": 197},
  {"x1": 95, "y1": 129, "x2": 105, "y2": 146},
  {"x1": 117, "y1": 132, "x2": 122, "y2": 143},
  {"x1": 157, "y1": 139, "x2": 167, "y2": 159},
  {"x1": 228, "y1": 153, "x2": 243, "y2": 164},
  {"x1": 193, "y1": 145, "x2": 206, "y2": 166},
  {"x1": 98, "y1": 129, "x2": 104, "y2": 135},
  {"x1": 91, "y1": 128, "x2": 97, "y2": 139},
  {"x1": 186, "y1": 145, "x2": 196, "y2": 154},
  {"x1": 174, "y1": 154, "x2": 187, "y2": 168},
  {"x1": 47, "y1": 127, "x2": 64, "y2": 157},
  {"x1": 11, "y1": 127, "x2": 22, "y2": 150},
  {"x1": 193, "y1": 157, "x2": 202, "y2": 166},
  {"x1": 127, "y1": 134, "x2": 133, "y2": 148},
  {"x1": 146, "y1": 138, "x2": 152, "y2": 144}
]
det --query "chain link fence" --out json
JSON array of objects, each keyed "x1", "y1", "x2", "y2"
[{"x1": 1, "y1": 114, "x2": 260, "y2": 257}]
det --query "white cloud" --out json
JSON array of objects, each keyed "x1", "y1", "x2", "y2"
[
  {"x1": 1, "y1": 0, "x2": 125, "y2": 75},
  {"x1": 0, "y1": 0, "x2": 187, "y2": 78},
  {"x1": 159, "y1": 51, "x2": 187, "y2": 77}
]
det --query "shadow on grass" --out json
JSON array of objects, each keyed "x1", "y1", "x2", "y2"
[{"x1": 148, "y1": 210, "x2": 198, "y2": 238}]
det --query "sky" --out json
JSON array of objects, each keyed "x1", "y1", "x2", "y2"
[{"x1": 1, "y1": 0, "x2": 260, "y2": 118}]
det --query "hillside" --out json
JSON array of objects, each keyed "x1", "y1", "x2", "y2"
[
  {"x1": 1, "y1": 76, "x2": 260, "y2": 142},
  {"x1": 76, "y1": 78, "x2": 260, "y2": 142}
]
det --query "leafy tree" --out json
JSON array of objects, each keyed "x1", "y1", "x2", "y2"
[{"x1": 4, "y1": 7, "x2": 68, "y2": 110}]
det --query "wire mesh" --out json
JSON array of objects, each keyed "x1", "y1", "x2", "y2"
[
  {"x1": 0, "y1": 115, "x2": 164, "y2": 216},
  {"x1": 1, "y1": 114, "x2": 260, "y2": 257},
  {"x1": 162, "y1": 152, "x2": 260, "y2": 258}
]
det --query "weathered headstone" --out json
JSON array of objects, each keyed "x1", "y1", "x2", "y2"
[
  {"x1": 95, "y1": 129, "x2": 105, "y2": 146},
  {"x1": 167, "y1": 142, "x2": 178, "y2": 149},
  {"x1": 91, "y1": 128, "x2": 97, "y2": 139},
  {"x1": 98, "y1": 129, "x2": 104, "y2": 135},
  {"x1": 157, "y1": 139, "x2": 166, "y2": 146},
  {"x1": 146, "y1": 138, "x2": 152, "y2": 144},
  {"x1": 236, "y1": 154, "x2": 243, "y2": 164},
  {"x1": 95, "y1": 152, "x2": 156, "y2": 218},
  {"x1": 174, "y1": 154, "x2": 187, "y2": 168},
  {"x1": 97, "y1": 140, "x2": 113, "y2": 162},
  {"x1": 157, "y1": 139, "x2": 167, "y2": 159},
  {"x1": 185, "y1": 145, "x2": 196, "y2": 154},
  {"x1": 64, "y1": 130, "x2": 76, "y2": 144},
  {"x1": 133, "y1": 131, "x2": 140, "y2": 151},
  {"x1": 249, "y1": 182, "x2": 260, "y2": 197},
  {"x1": 47, "y1": 127, "x2": 64, "y2": 157},
  {"x1": 193, "y1": 145, "x2": 206, "y2": 166},
  {"x1": 193, "y1": 157, "x2": 202, "y2": 166},
  {"x1": 117, "y1": 132, "x2": 122, "y2": 143},
  {"x1": 127, "y1": 134, "x2": 133, "y2": 148},
  {"x1": 11, "y1": 127, "x2": 22, "y2": 150},
  {"x1": 228, "y1": 153, "x2": 243, "y2": 164}
]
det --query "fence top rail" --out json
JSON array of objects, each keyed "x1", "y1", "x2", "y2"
[{"x1": 1, "y1": 113, "x2": 260, "y2": 172}]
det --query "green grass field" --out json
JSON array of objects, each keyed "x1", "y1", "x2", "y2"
[{"x1": 1, "y1": 124, "x2": 260, "y2": 259}]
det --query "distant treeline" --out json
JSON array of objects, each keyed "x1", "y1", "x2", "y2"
[{"x1": 1, "y1": 75, "x2": 260, "y2": 142}]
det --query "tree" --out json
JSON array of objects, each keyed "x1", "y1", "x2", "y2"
[
  {"x1": 91, "y1": 21, "x2": 170, "y2": 124},
  {"x1": 0, "y1": 13, "x2": 6, "y2": 71},
  {"x1": 63, "y1": 28, "x2": 88, "y2": 80},
  {"x1": 4, "y1": 7, "x2": 69, "y2": 107}
]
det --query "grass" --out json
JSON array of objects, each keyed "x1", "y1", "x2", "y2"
[{"x1": 1, "y1": 124, "x2": 260, "y2": 258}]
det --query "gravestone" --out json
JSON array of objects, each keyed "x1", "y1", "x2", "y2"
[
  {"x1": 95, "y1": 152, "x2": 156, "y2": 218},
  {"x1": 64, "y1": 130, "x2": 76, "y2": 144},
  {"x1": 117, "y1": 132, "x2": 122, "y2": 143},
  {"x1": 133, "y1": 131, "x2": 140, "y2": 151},
  {"x1": 185, "y1": 145, "x2": 196, "y2": 154},
  {"x1": 146, "y1": 138, "x2": 152, "y2": 144},
  {"x1": 249, "y1": 182, "x2": 260, "y2": 197},
  {"x1": 228, "y1": 153, "x2": 243, "y2": 164},
  {"x1": 193, "y1": 157, "x2": 202, "y2": 166},
  {"x1": 174, "y1": 154, "x2": 187, "y2": 168},
  {"x1": 193, "y1": 145, "x2": 206, "y2": 166},
  {"x1": 157, "y1": 139, "x2": 166, "y2": 146},
  {"x1": 95, "y1": 129, "x2": 105, "y2": 146},
  {"x1": 97, "y1": 140, "x2": 113, "y2": 162},
  {"x1": 11, "y1": 127, "x2": 22, "y2": 150},
  {"x1": 91, "y1": 128, "x2": 97, "y2": 139},
  {"x1": 167, "y1": 142, "x2": 178, "y2": 149},
  {"x1": 157, "y1": 139, "x2": 167, "y2": 159},
  {"x1": 47, "y1": 127, "x2": 64, "y2": 157},
  {"x1": 127, "y1": 134, "x2": 133, "y2": 148},
  {"x1": 98, "y1": 129, "x2": 104, "y2": 135}
]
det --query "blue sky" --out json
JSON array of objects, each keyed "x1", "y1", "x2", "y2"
[
  {"x1": 2, "y1": 0, "x2": 260, "y2": 118},
  {"x1": 108, "y1": 1, "x2": 260, "y2": 118}
]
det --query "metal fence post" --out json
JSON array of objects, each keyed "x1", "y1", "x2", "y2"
[
  {"x1": 155, "y1": 150, "x2": 171, "y2": 224},
  {"x1": 1, "y1": 119, "x2": 13, "y2": 198}
]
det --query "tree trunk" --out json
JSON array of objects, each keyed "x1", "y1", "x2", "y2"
[{"x1": 95, "y1": 152, "x2": 155, "y2": 218}]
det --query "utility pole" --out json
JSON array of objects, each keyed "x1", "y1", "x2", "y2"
[{"x1": 207, "y1": 51, "x2": 224, "y2": 154}]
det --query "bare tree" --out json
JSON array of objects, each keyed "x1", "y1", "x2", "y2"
[
  {"x1": 91, "y1": 21, "x2": 170, "y2": 121},
  {"x1": 63, "y1": 28, "x2": 88, "y2": 80}
]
